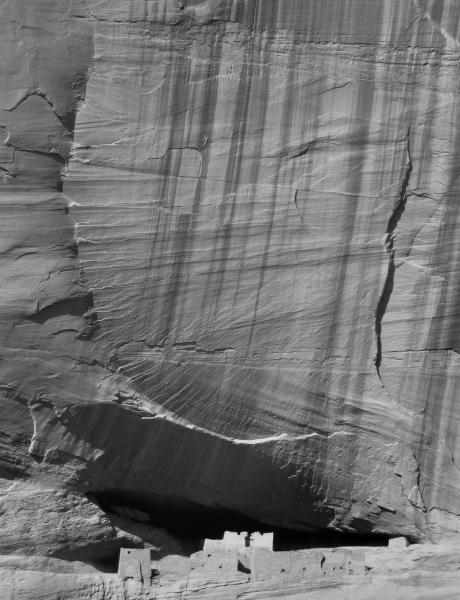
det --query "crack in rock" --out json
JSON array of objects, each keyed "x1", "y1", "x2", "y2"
[
  {"x1": 6, "y1": 90, "x2": 74, "y2": 133},
  {"x1": 374, "y1": 128, "x2": 413, "y2": 382}
]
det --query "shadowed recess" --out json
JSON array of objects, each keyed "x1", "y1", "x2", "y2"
[{"x1": 89, "y1": 490, "x2": 390, "y2": 549}]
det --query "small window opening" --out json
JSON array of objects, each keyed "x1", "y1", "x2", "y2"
[{"x1": 237, "y1": 560, "x2": 251, "y2": 575}]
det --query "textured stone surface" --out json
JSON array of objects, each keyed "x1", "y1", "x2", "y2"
[{"x1": 2, "y1": 0, "x2": 460, "y2": 596}]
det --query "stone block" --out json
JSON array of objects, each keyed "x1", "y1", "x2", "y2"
[
  {"x1": 250, "y1": 532, "x2": 274, "y2": 549},
  {"x1": 118, "y1": 548, "x2": 151, "y2": 584},
  {"x1": 388, "y1": 537, "x2": 409, "y2": 550}
]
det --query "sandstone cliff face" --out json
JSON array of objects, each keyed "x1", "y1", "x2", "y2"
[{"x1": 2, "y1": 1, "x2": 460, "y2": 594}]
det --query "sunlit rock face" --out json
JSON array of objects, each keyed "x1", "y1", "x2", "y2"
[{"x1": 2, "y1": 1, "x2": 460, "y2": 583}]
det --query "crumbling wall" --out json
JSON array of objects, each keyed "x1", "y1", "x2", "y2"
[
  {"x1": 189, "y1": 550, "x2": 245, "y2": 583},
  {"x1": 224, "y1": 531, "x2": 247, "y2": 549},
  {"x1": 203, "y1": 531, "x2": 274, "y2": 553},
  {"x1": 249, "y1": 532, "x2": 273, "y2": 549},
  {"x1": 153, "y1": 554, "x2": 191, "y2": 583},
  {"x1": 149, "y1": 546, "x2": 367, "y2": 586},
  {"x1": 344, "y1": 549, "x2": 365, "y2": 577},
  {"x1": 243, "y1": 548, "x2": 365, "y2": 582},
  {"x1": 118, "y1": 548, "x2": 151, "y2": 584},
  {"x1": 203, "y1": 531, "x2": 247, "y2": 552},
  {"x1": 247, "y1": 549, "x2": 291, "y2": 580},
  {"x1": 288, "y1": 550, "x2": 325, "y2": 581}
]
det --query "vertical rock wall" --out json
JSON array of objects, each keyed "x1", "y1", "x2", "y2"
[{"x1": 1, "y1": 0, "x2": 460, "y2": 555}]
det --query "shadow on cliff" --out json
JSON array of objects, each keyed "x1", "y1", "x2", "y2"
[
  {"x1": 34, "y1": 400, "x2": 405, "y2": 545},
  {"x1": 88, "y1": 489, "x2": 390, "y2": 556}
]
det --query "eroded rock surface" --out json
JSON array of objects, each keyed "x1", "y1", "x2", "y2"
[{"x1": 2, "y1": 0, "x2": 460, "y2": 597}]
